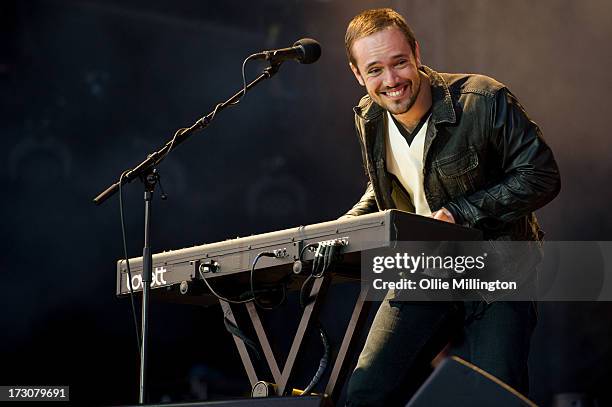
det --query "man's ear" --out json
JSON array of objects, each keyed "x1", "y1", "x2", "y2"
[
  {"x1": 415, "y1": 41, "x2": 422, "y2": 68},
  {"x1": 350, "y1": 62, "x2": 365, "y2": 87}
]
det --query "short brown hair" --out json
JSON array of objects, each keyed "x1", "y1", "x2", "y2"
[{"x1": 345, "y1": 8, "x2": 416, "y2": 67}]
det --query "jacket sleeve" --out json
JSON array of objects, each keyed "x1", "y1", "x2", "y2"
[
  {"x1": 445, "y1": 87, "x2": 561, "y2": 228},
  {"x1": 339, "y1": 181, "x2": 378, "y2": 219}
]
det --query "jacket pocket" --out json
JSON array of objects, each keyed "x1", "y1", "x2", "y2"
[{"x1": 435, "y1": 147, "x2": 479, "y2": 195}]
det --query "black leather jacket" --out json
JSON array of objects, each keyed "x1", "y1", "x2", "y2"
[{"x1": 343, "y1": 66, "x2": 561, "y2": 241}]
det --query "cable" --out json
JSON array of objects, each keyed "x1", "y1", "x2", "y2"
[
  {"x1": 159, "y1": 53, "x2": 254, "y2": 163},
  {"x1": 207, "y1": 250, "x2": 286, "y2": 363},
  {"x1": 299, "y1": 242, "x2": 322, "y2": 262},
  {"x1": 250, "y1": 252, "x2": 288, "y2": 310},
  {"x1": 223, "y1": 315, "x2": 261, "y2": 361},
  {"x1": 118, "y1": 170, "x2": 142, "y2": 357},
  {"x1": 199, "y1": 268, "x2": 253, "y2": 305},
  {"x1": 301, "y1": 324, "x2": 330, "y2": 396},
  {"x1": 326, "y1": 243, "x2": 339, "y2": 275},
  {"x1": 298, "y1": 242, "x2": 328, "y2": 308},
  {"x1": 315, "y1": 242, "x2": 331, "y2": 278},
  {"x1": 296, "y1": 240, "x2": 341, "y2": 394},
  {"x1": 299, "y1": 273, "x2": 315, "y2": 309},
  {"x1": 198, "y1": 250, "x2": 287, "y2": 307}
]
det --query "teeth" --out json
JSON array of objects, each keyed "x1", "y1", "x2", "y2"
[{"x1": 386, "y1": 87, "x2": 404, "y2": 97}]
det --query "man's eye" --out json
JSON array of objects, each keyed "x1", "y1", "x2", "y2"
[
  {"x1": 396, "y1": 60, "x2": 408, "y2": 67},
  {"x1": 368, "y1": 68, "x2": 382, "y2": 76}
]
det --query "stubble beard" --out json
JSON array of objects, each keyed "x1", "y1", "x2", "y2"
[{"x1": 383, "y1": 75, "x2": 421, "y2": 115}]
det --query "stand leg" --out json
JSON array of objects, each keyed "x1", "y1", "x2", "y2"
[
  {"x1": 277, "y1": 275, "x2": 330, "y2": 396},
  {"x1": 220, "y1": 276, "x2": 367, "y2": 403},
  {"x1": 325, "y1": 285, "x2": 371, "y2": 402},
  {"x1": 139, "y1": 171, "x2": 159, "y2": 404},
  {"x1": 246, "y1": 302, "x2": 282, "y2": 385},
  {"x1": 220, "y1": 300, "x2": 259, "y2": 387}
]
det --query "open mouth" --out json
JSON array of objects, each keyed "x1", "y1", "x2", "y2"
[{"x1": 382, "y1": 84, "x2": 408, "y2": 99}]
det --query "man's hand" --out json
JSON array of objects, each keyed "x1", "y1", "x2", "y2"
[{"x1": 431, "y1": 207, "x2": 455, "y2": 224}]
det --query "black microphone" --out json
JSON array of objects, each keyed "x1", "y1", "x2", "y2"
[{"x1": 251, "y1": 38, "x2": 321, "y2": 65}]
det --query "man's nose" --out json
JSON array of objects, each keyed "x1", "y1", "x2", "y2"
[{"x1": 382, "y1": 69, "x2": 400, "y2": 88}]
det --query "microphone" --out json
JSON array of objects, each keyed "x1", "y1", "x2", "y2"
[{"x1": 251, "y1": 38, "x2": 321, "y2": 65}]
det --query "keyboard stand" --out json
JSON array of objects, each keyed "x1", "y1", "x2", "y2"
[{"x1": 220, "y1": 275, "x2": 371, "y2": 405}]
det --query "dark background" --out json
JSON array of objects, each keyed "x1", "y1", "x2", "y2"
[{"x1": 2, "y1": 0, "x2": 611, "y2": 405}]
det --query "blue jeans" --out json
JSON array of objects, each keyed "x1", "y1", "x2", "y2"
[{"x1": 346, "y1": 300, "x2": 537, "y2": 407}]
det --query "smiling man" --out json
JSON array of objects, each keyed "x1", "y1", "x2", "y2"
[{"x1": 342, "y1": 8, "x2": 561, "y2": 407}]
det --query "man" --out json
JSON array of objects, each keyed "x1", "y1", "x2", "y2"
[{"x1": 342, "y1": 8, "x2": 560, "y2": 407}]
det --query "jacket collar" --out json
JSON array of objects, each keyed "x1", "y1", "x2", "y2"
[{"x1": 353, "y1": 65, "x2": 457, "y2": 125}]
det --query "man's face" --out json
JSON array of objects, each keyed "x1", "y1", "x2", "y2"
[{"x1": 350, "y1": 27, "x2": 422, "y2": 115}]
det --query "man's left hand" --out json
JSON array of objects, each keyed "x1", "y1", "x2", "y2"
[{"x1": 431, "y1": 207, "x2": 455, "y2": 224}]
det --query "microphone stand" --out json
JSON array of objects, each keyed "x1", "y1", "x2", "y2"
[{"x1": 93, "y1": 62, "x2": 282, "y2": 404}]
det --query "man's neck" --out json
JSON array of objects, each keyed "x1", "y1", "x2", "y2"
[{"x1": 392, "y1": 71, "x2": 432, "y2": 133}]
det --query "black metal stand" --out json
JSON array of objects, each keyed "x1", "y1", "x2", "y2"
[
  {"x1": 138, "y1": 169, "x2": 158, "y2": 404},
  {"x1": 94, "y1": 61, "x2": 283, "y2": 404}
]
